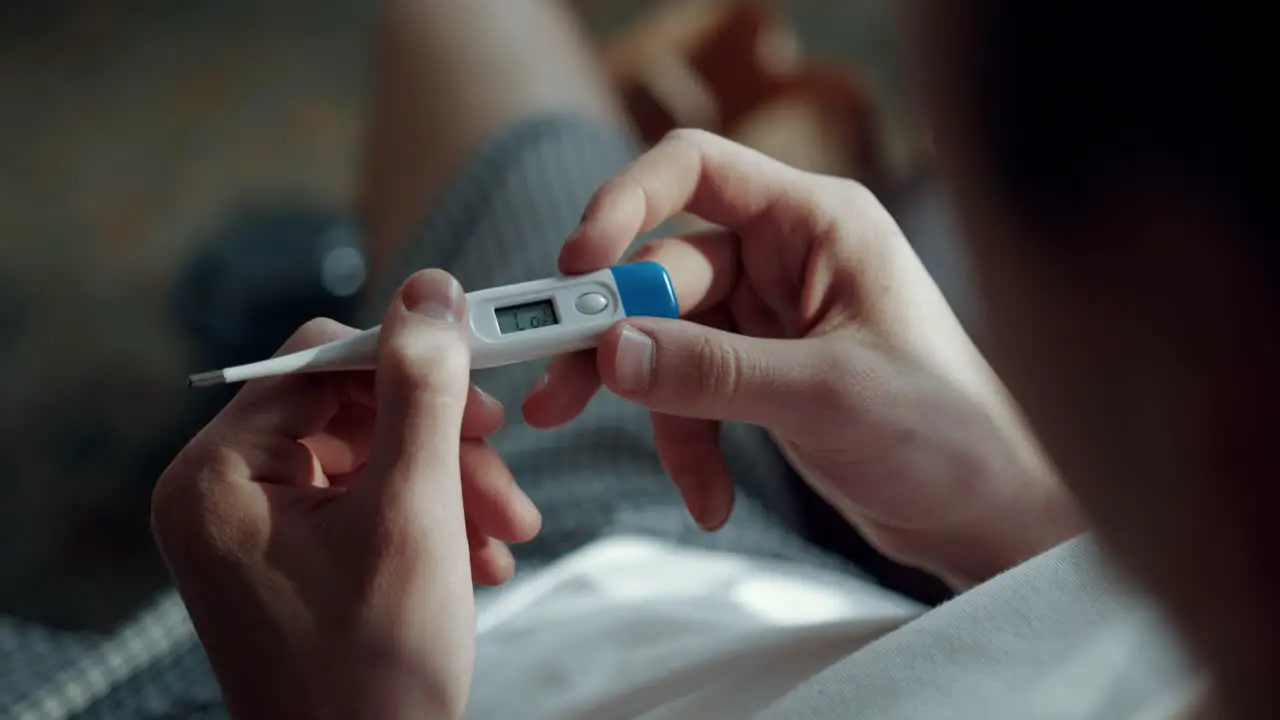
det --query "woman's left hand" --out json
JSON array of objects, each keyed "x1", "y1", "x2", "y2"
[{"x1": 151, "y1": 270, "x2": 539, "y2": 719}]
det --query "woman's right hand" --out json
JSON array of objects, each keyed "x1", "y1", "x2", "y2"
[{"x1": 523, "y1": 130, "x2": 1084, "y2": 588}]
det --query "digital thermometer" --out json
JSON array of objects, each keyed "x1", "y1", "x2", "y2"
[{"x1": 187, "y1": 262, "x2": 678, "y2": 387}]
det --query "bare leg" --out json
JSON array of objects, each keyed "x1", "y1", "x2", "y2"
[
  {"x1": 356, "y1": 0, "x2": 625, "y2": 283},
  {"x1": 344, "y1": 1, "x2": 850, "y2": 598}
]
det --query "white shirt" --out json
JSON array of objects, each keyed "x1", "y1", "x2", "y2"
[{"x1": 467, "y1": 535, "x2": 1200, "y2": 720}]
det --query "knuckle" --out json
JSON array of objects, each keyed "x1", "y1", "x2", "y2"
[
  {"x1": 383, "y1": 330, "x2": 469, "y2": 394},
  {"x1": 151, "y1": 445, "x2": 266, "y2": 565},
  {"x1": 278, "y1": 317, "x2": 350, "y2": 355},
  {"x1": 586, "y1": 173, "x2": 649, "y2": 233},
  {"x1": 298, "y1": 316, "x2": 344, "y2": 334},
  {"x1": 150, "y1": 445, "x2": 226, "y2": 552},
  {"x1": 791, "y1": 181, "x2": 838, "y2": 229},
  {"x1": 806, "y1": 177, "x2": 867, "y2": 229},
  {"x1": 434, "y1": 340, "x2": 470, "y2": 381},
  {"x1": 820, "y1": 176, "x2": 895, "y2": 233},
  {"x1": 586, "y1": 176, "x2": 620, "y2": 209},
  {"x1": 789, "y1": 175, "x2": 905, "y2": 283},
  {"x1": 662, "y1": 127, "x2": 714, "y2": 150},
  {"x1": 149, "y1": 479, "x2": 184, "y2": 545},
  {"x1": 690, "y1": 336, "x2": 745, "y2": 402},
  {"x1": 824, "y1": 175, "x2": 873, "y2": 202},
  {"x1": 590, "y1": 176, "x2": 633, "y2": 215}
]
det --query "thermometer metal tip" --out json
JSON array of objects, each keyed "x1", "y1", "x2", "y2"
[{"x1": 187, "y1": 370, "x2": 228, "y2": 389}]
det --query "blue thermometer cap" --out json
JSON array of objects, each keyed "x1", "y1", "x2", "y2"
[{"x1": 610, "y1": 261, "x2": 679, "y2": 319}]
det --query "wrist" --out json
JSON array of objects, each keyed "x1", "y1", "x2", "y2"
[
  {"x1": 209, "y1": 635, "x2": 467, "y2": 720},
  {"x1": 930, "y1": 465, "x2": 1088, "y2": 589},
  {"x1": 324, "y1": 680, "x2": 462, "y2": 720},
  {"x1": 934, "y1": 384, "x2": 1090, "y2": 587},
  {"x1": 319, "y1": 636, "x2": 470, "y2": 720}
]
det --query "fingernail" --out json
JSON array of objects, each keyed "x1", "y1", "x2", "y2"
[
  {"x1": 402, "y1": 269, "x2": 463, "y2": 323},
  {"x1": 615, "y1": 325, "x2": 654, "y2": 393}
]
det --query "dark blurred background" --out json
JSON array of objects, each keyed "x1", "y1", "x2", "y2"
[{"x1": 0, "y1": 0, "x2": 956, "y2": 632}]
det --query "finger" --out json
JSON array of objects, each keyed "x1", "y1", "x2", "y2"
[
  {"x1": 522, "y1": 302, "x2": 737, "y2": 431},
  {"x1": 645, "y1": 306, "x2": 737, "y2": 531},
  {"x1": 470, "y1": 536, "x2": 516, "y2": 587},
  {"x1": 464, "y1": 518, "x2": 514, "y2": 587},
  {"x1": 463, "y1": 385, "x2": 505, "y2": 438},
  {"x1": 561, "y1": 129, "x2": 808, "y2": 274},
  {"x1": 627, "y1": 229, "x2": 741, "y2": 317},
  {"x1": 651, "y1": 414, "x2": 734, "y2": 531},
  {"x1": 313, "y1": 393, "x2": 510, "y2": 491},
  {"x1": 527, "y1": 229, "x2": 741, "y2": 429},
  {"x1": 302, "y1": 401, "x2": 377, "y2": 477},
  {"x1": 302, "y1": 375, "x2": 501, "y2": 485},
  {"x1": 521, "y1": 351, "x2": 600, "y2": 429},
  {"x1": 597, "y1": 317, "x2": 834, "y2": 427},
  {"x1": 216, "y1": 319, "x2": 362, "y2": 441},
  {"x1": 236, "y1": 376, "x2": 501, "y2": 488},
  {"x1": 364, "y1": 269, "x2": 472, "y2": 510},
  {"x1": 460, "y1": 440, "x2": 541, "y2": 543},
  {"x1": 466, "y1": 517, "x2": 488, "y2": 553},
  {"x1": 248, "y1": 435, "x2": 326, "y2": 487}
]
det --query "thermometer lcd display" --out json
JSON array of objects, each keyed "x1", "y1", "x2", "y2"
[{"x1": 495, "y1": 299, "x2": 559, "y2": 334}]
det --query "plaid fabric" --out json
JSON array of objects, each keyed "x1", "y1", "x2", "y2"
[
  {"x1": 2, "y1": 594, "x2": 206, "y2": 719},
  {"x1": 2, "y1": 116, "x2": 846, "y2": 718}
]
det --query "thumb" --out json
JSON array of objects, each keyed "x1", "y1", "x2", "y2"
[
  {"x1": 365, "y1": 269, "x2": 472, "y2": 500},
  {"x1": 596, "y1": 318, "x2": 835, "y2": 428}
]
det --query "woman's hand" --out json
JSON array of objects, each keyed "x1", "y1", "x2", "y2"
[
  {"x1": 524, "y1": 130, "x2": 1084, "y2": 588},
  {"x1": 152, "y1": 270, "x2": 540, "y2": 719}
]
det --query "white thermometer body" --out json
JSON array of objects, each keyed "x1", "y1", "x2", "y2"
[{"x1": 188, "y1": 262, "x2": 679, "y2": 387}]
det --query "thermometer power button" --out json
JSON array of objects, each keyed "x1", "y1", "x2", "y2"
[{"x1": 574, "y1": 292, "x2": 610, "y2": 315}]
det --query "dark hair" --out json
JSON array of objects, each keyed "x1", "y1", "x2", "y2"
[{"x1": 975, "y1": 3, "x2": 1274, "y2": 255}]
